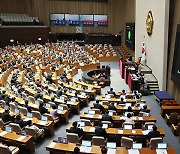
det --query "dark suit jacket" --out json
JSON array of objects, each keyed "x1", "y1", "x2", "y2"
[
  {"x1": 102, "y1": 114, "x2": 113, "y2": 122},
  {"x1": 95, "y1": 127, "x2": 107, "y2": 138},
  {"x1": 94, "y1": 103, "x2": 104, "y2": 111},
  {"x1": 2, "y1": 112, "x2": 12, "y2": 123},
  {"x1": 69, "y1": 127, "x2": 83, "y2": 137},
  {"x1": 14, "y1": 119, "x2": 26, "y2": 128},
  {"x1": 108, "y1": 104, "x2": 117, "y2": 111},
  {"x1": 56, "y1": 90, "x2": 62, "y2": 97},
  {"x1": 39, "y1": 106, "x2": 48, "y2": 115},
  {"x1": 25, "y1": 105, "x2": 32, "y2": 113},
  {"x1": 147, "y1": 130, "x2": 160, "y2": 141}
]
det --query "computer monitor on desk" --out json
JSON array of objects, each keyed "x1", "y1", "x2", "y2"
[
  {"x1": 133, "y1": 143, "x2": 142, "y2": 149},
  {"x1": 124, "y1": 124, "x2": 132, "y2": 130},
  {"x1": 157, "y1": 143, "x2": 167, "y2": 149},
  {"x1": 107, "y1": 142, "x2": 116, "y2": 149},
  {"x1": 82, "y1": 140, "x2": 91, "y2": 147}
]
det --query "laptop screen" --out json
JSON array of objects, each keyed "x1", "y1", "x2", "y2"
[
  {"x1": 41, "y1": 115, "x2": 48, "y2": 121},
  {"x1": 157, "y1": 143, "x2": 167, "y2": 149},
  {"x1": 27, "y1": 112, "x2": 32, "y2": 118},
  {"x1": 78, "y1": 121, "x2": 85, "y2": 127},
  {"x1": 107, "y1": 142, "x2": 116, "y2": 149},
  {"x1": 124, "y1": 125, "x2": 132, "y2": 130},
  {"x1": 102, "y1": 123, "x2": 108, "y2": 129},
  {"x1": 82, "y1": 140, "x2": 91, "y2": 147},
  {"x1": 35, "y1": 100, "x2": 39, "y2": 105},
  {"x1": 46, "y1": 103, "x2": 51, "y2": 108},
  {"x1": 88, "y1": 87, "x2": 92, "y2": 91},
  {"x1": 89, "y1": 110, "x2": 95, "y2": 115},
  {"x1": 58, "y1": 106, "x2": 63, "y2": 111},
  {"x1": 50, "y1": 93, "x2": 54, "y2": 97},
  {"x1": 109, "y1": 112, "x2": 113, "y2": 116},
  {"x1": 5, "y1": 126, "x2": 12, "y2": 133},
  {"x1": 69, "y1": 82, "x2": 73, "y2": 86},
  {"x1": 133, "y1": 143, "x2": 142, "y2": 149},
  {"x1": 60, "y1": 96, "x2": 64, "y2": 100},
  {"x1": 148, "y1": 125, "x2": 153, "y2": 130},
  {"x1": 58, "y1": 137, "x2": 68, "y2": 144},
  {"x1": 15, "y1": 109, "x2": 20, "y2": 114},
  {"x1": 4, "y1": 105, "x2": 9, "y2": 110},
  {"x1": 81, "y1": 92, "x2": 86, "y2": 96},
  {"x1": 125, "y1": 103, "x2": 131, "y2": 107},
  {"x1": 106, "y1": 95, "x2": 111, "y2": 99},
  {"x1": 78, "y1": 85, "x2": 82, "y2": 89},
  {"x1": 71, "y1": 98, "x2": 76, "y2": 102},
  {"x1": 72, "y1": 90, "x2": 76, "y2": 94}
]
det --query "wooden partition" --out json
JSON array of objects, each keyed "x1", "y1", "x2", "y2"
[{"x1": 0, "y1": 26, "x2": 50, "y2": 47}]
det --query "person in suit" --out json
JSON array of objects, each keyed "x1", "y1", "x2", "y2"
[
  {"x1": 119, "y1": 89, "x2": 126, "y2": 96},
  {"x1": 34, "y1": 92, "x2": 42, "y2": 100},
  {"x1": 125, "y1": 113, "x2": 134, "y2": 124},
  {"x1": 50, "y1": 105, "x2": 59, "y2": 120},
  {"x1": 147, "y1": 125, "x2": 160, "y2": 141},
  {"x1": 39, "y1": 102, "x2": 48, "y2": 115},
  {"x1": 108, "y1": 102, "x2": 117, "y2": 111},
  {"x1": 107, "y1": 88, "x2": 116, "y2": 97},
  {"x1": 2, "y1": 109, "x2": 13, "y2": 123},
  {"x1": 69, "y1": 121, "x2": 83, "y2": 137},
  {"x1": 56, "y1": 87, "x2": 62, "y2": 97},
  {"x1": 14, "y1": 115, "x2": 27, "y2": 128},
  {"x1": 140, "y1": 105, "x2": 149, "y2": 113},
  {"x1": 94, "y1": 100, "x2": 104, "y2": 112},
  {"x1": 102, "y1": 110, "x2": 113, "y2": 122},
  {"x1": 95, "y1": 122, "x2": 107, "y2": 138},
  {"x1": 24, "y1": 100, "x2": 32, "y2": 113}
]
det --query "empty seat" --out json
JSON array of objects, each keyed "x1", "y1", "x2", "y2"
[
  {"x1": 19, "y1": 107, "x2": 28, "y2": 116},
  {"x1": 92, "y1": 136, "x2": 105, "y2": 146},
  {"x1": 149, "y1": 137, "x2": 163, "y2": 149},
  {"x1": 8, "y1": 123, "x2": 22, "y2": 134},
  {"x1": 121, "y1": 136, "x2": 133, "y2": 148},
  {"x1": 0, "y1": 143, "x2": 19, "y2": 154},
  {"x1": 32, "y1": 111, "x2": 41, "y2": 120},
  {"x1": 67, "y1": 133, "x2": 81, "y2": 144},
  {"x1": 165, "y1": 112, "x2": 179, "y2": 125},
  {"x1": 81, "y1": 119, "x2": 92, "y2": 126}
]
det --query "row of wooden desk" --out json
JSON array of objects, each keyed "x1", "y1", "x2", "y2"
[{"x1": 46, "y1": 141, "x2": 176, "y2": 154}]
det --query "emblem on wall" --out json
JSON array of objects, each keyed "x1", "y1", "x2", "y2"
[{"x1": 146, "y1": 11, "x2": 154, "y2": 36}]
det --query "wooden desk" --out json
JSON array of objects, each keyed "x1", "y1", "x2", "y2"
[
  {"x1": 80, "y1": 113, "x2": 156, "y2": 128},
  {"x1": 74, "y1": 80, "x2": 101, "y2": 95},
  {"x1": 161, "y1": 106, "x2": 180, "y2": 117},
  {"x1": 66, "y1": 125, "x2": 165, "y2": 139},
  {"x1": 98, "y1": 97, "x2": 146, "y2": 104},
  {"x1": 0, "y1": 128, "x2": 35, "y2": 153},
  {"x1": 46, "y1": 141, "x2": 175, "y2": 154}
]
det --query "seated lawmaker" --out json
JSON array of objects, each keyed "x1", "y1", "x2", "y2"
[
  {"x1": 108, "y1": 102, "x2": 117, "y2": 111},
  {"x1": 56, "y1": 87, "x2": 62, "y2": 97},
  {"x1": 2, "y1": 109, "x2": 14, "y2": 123},
  {"x1": 24, "y1": 100, "x2": 32, "y2": 113},
  {"x1": 102, "y1": 110, "x2": 113, "y2": 122},
  {"x1": 125, "y1": 113, "x2": 134, "y2": 124},
  {"x1": 50, "y1": 105, "x2": 59, "y2": 120},
  {"x1": 140, "y1": 105, "x2": 149, "y2": 113},
  {"x1": 107, "y1": 88, "x2": 116, "y2": 97},
  {"x1": 147, "y1": 125, "x2": 160, "y2": 141},
  {"x1": 69, "y1": 121, "x2": 84, "y2": 137},
  {"x1": 94, "y1": 100, "x2": 104, "y2": 112},
  {"x1": 14, "y1": 115, "x2": 27, "y2": 128},
  {"x1": 39, "y1": 102, "x2": 48, "y2": 115},
  {"x1": 95, "y1": 122, "x2": 107, "y2": 138}
]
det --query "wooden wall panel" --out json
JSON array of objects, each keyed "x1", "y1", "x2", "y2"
[
  {"x1": 122, "y1": 0, "x2": 136, "y2": 56},
  {"x1": 25, "y1": 0, "x2": 125, "y2": 34},
  {"x1": 167, "y1": 0, "x2": 180, "y2": 101},
  {"x1": 0, "y1": 0, "x2": 27, "y2": 14}
]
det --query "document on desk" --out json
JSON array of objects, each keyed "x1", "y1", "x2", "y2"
[
  {"x1": 128, "y1": 149, "x2": 139, "y2": 154},
  {"x1": 98, "y1": 115, "x2": 102, "y2": 119},
  {"x1": 17, "y1": 136, "x2": 26, "y2": 141},
  {"x1": 138, "y1": 117, "x2": 143, "y2": 120},
  {"x1": 132, "y1": 130, "x2": 136, "y2": 134},
  {"x1": 156, "y1": 149, "x2": 167, "y2": 154},
  {"x1": 24, "y1": 118, "x2": 32, "y2": 121},
  {"x1": 90, "y1": 127, "x2": 95, "y2": 132},
  {"x1": 107, "y1": 149, "x2": 116, "y2": 154},
  {"x1": 0, "y1": 131, "x2": 8, "y2": 136},
  {"x1": 48, "y1": 141, "x2": 56, "y2": 148},
  {"x1": 132, "y1": 117, "x2": 137, "y2": 120},
  {"x1": 80, "y1": 146, "x2": 92, "y2": 153},
  {"x1": 120, "y1": 116, "x2": 126, "y2": 120},
  {"x1": 38, "y1": 121, "x2": 48, "y2": 125},
  {"x1": 86, "y1": 114, "x2": 94, "y2": 118},
  {"x1": 118, "y1": 129, "x2": 123, "y2": 134},
  {"x1": 142, "y1": 130, "x2": 150, "y2": 135}
]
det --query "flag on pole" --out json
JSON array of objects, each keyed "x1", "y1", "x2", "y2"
[{"x1": 141, "y1": 41, "x2": 146, "y2": 65}]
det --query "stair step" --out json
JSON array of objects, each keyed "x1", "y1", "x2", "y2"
[
  {"x1": 149, "y1": 85, "x2": 159, "y2": 88},
  {"x1": 150, "y1": 87, "x2": 159, "y2": 91}
]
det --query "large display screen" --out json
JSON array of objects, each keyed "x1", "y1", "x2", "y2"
[
  {"x1": 125, "y1": 23, "x2": 135, "y2": 50},
  {"x1": 172, "y1": 25, "x2": 180, "y2": 86}
]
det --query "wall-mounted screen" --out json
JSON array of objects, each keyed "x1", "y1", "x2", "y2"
[
  {"x1": 94, "y1": 15, "x2": 108, "y2": 26},
  {"x1": 125, "y1": 23, "x2": 135, "y2": 50},
  {"x1": 80, "y1": 15, "x2": 93, "y2": 26},
  {"x1": 172, "y1": 25, "x2": 180, "y2": 86},
  {"x1": 65, "y1": 14, "x2": 79, "y2": 26},
  {"x1": 49, "y1": 14, "x2": 65, "y2": 26}
]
